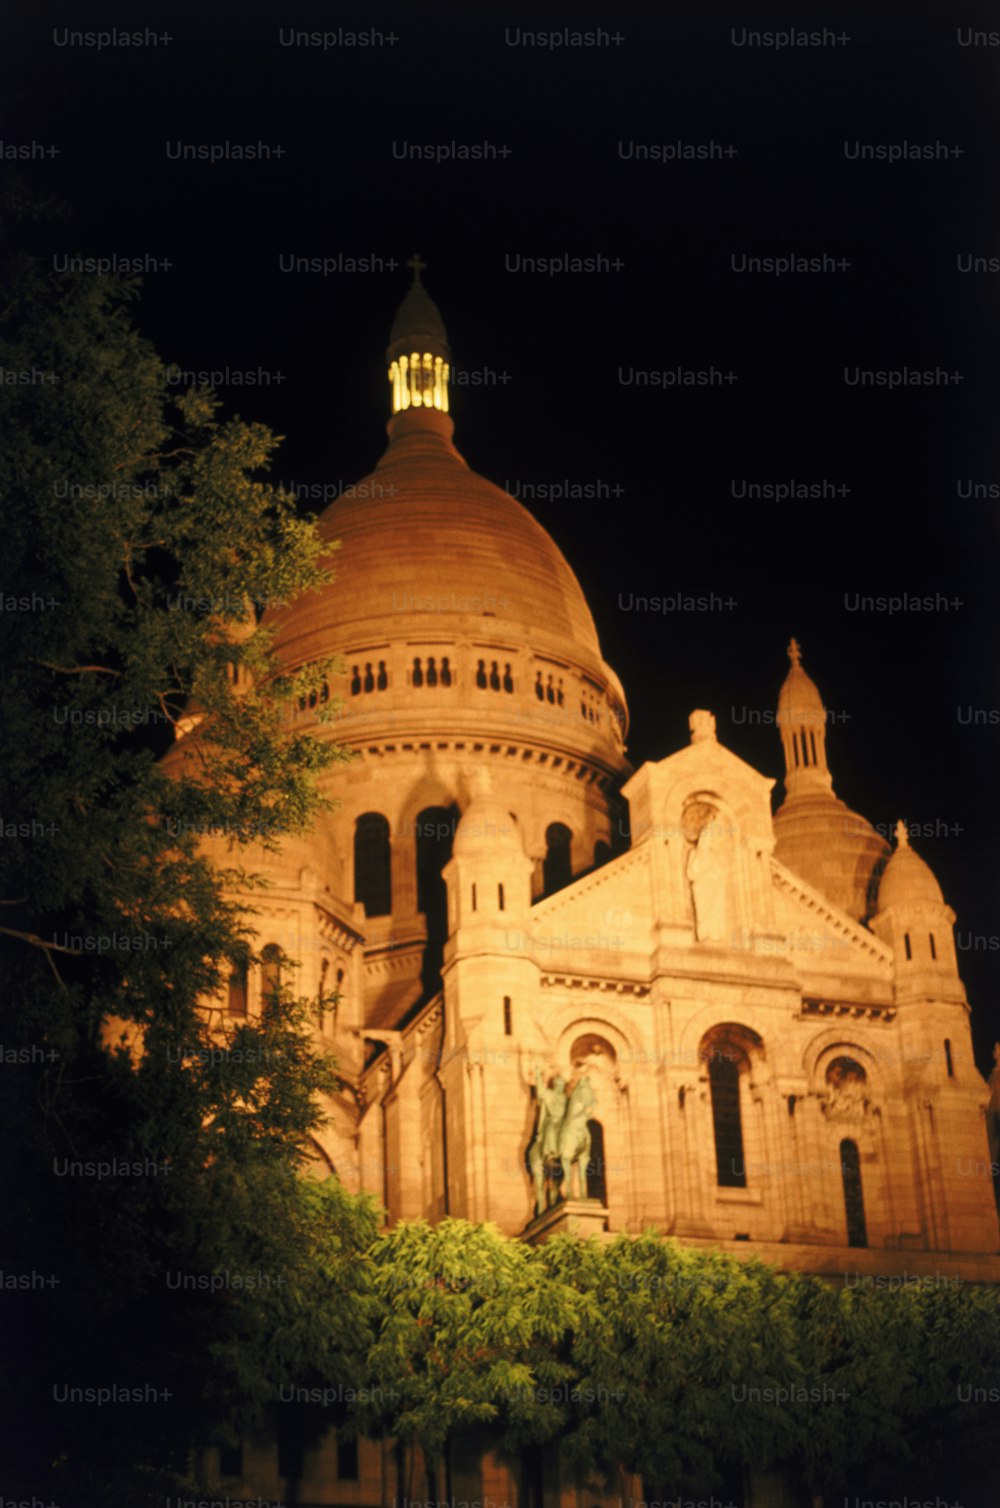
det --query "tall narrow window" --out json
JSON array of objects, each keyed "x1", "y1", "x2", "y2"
[
  {"x1": 497, "y1": 882, "x2": 505, "y2": 911},
  {"x1": 412, "y1": 657, "x2": 424, "y2": 688},
  {"x1": 416, "y1": 804, "x2": 459, "y2": 995},
  {"x1": 376, "y1": 660, "x2": 388, "y2": 690},
  {"x1": 276, "y1": 1412, "x2": 304, "y2": 1480},
  {"x1": 471, "y1": 883, "x2": 477, "y2": 911},
  {"x1": 350, "y1": 666, "x2": 361, "y2": 695},
  {"x1": 441, "y1": 656, "x2": 452, "y2": 686},
  {"x1": 336, "y1": 1435, "x2": 359, "y2": 1481},
  {"x1": 354, "y1": 813, "x2": 392, "y2": 917},
  {"x1": 708, "y1": 1051, "x2": 746, "y2": 1188},
  {"x1": 944, "y1": 1038, "x2": 954, "y2": 1077},
  {"x1": 261, "y1": 944, "x2": 282, "y2": 1004},
  {"x1": 585, "y1": 1119, "x2": 608, "y2": 1203},
  {"x1": 227, "y1": 961, "x2": 248, "y2": 1016},
  {"x1": 521, "y1": 1444, "x2": 545, "y2": 1508},
  {"x1": 840, "y1": 1138, "x2": 867, "y2": 1247},
  {"x1": 904, "y1": 933, "x2": 912, "y2": 961},
  {"x1": 929, "y1": 932, "x2": 937, "y2": 961},
  {"x1": 219, "y1": 1441, "x2": 243, "y2": 1477},
  {"x1": 476, "y1": 660, "x2": 487, "y2": 689},
  {"x1": 809, "y1": 729, "x2": 818, "y2": 763},
  {"x1": 503, "y1": 996, "x2": 512, "y2": 1035},
  {"x1": 489, "y1": 661, "x2": 501, "y2": 690},
  {"x1": 363, "y1": 662, "x2": 374, "y2": 693},
  {"x1": 543, "y1": 822, "x2": 572, "y2": 896},
  {"x1": 426, "y1": 656, "x2": 438, "y2": 687}
]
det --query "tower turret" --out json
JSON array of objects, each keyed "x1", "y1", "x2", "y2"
[
  {"x1": 870, "y1": 820, "x2": 964, "y2": 1002},
  {"x1": 772, "y1": 639, "x2": 889, "y2": 922}
]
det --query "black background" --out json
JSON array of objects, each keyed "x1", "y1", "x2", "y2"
[{"x1": 4, "y1": 0, "x2": 999, "y2": 1066}]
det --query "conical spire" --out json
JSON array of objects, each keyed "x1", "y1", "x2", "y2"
[
  {"x1": 777, "y1": 638, "x2": 833, "y2": 795},
  {"x1": 386, "y1": 255, "x2": 451, "y2": 414}
]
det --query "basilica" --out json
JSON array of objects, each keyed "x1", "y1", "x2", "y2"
[{"x1": 181, "y1": 266, "x2": 1000, "y2": 1506}]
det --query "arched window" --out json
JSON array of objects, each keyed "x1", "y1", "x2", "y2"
[
  {"x1": 227, "y1": 961, "x2": 248, "y2": 1016},
  {"x1": 502, "y1": 664, "x2": 514, "y2": 693},
  {"x1": 426, "y1": 656, "x2": 438, "y2": 687},
  {"x1": 708, "y1": 1048, "x2": 746, "y2": 1188},
  {"x1": 543, "y1": 822, "x2": 572, "y2": 896},
  {"x1": 261, "y1": 943, "x2": 282, "y2": 1005},
  {"x1": 412, "y1": 657, "x2": 424, "y2": 688},
  {"x1": 354, "y1": 812, "x2": 392, "y2": 917},
  {"x1": 363, "y1": 662, "x2": 374, "y2": 693},
  {"x1": 585, "y1": 1119, "x2": 608, "y2": 1204},
  {"x1": 415, "y1": 804, "x2": 459, "y2": 995},
  {"x1": 350, "y1": 665, "x2": 361, "y2": 696},
  {"x1": 476, "y1": 660, "x2": 487, "y2": 689},
  {"x1": 840, "y1": 1138, "x2": 867, "y2": 1247},
  {"x1": 489, "y1": 660, "x2": 501, "y2": 691},
  {"x1": 535, "y1": 672, "x2": 544, "y2": 701},
  {"x1": 440, "y1": 656, "x2": 452, "y2": 687},
  {"x1": 376, "y1": 660, "x2": 388, "y2": 690}
]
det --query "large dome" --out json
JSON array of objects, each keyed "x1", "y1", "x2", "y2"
[
  {"x1": 263, "y1": 270, "x2": 628, "y2": 780},
  {"x1": 268, "y1": 408, "x2": 604, "y2": 670}
]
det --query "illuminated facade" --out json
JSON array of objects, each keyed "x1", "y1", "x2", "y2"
[{"x1": 175, "y1": 269, "x2": 1000, "y2": 1507}]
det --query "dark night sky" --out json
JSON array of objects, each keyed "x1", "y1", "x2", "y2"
[{"x1": 4, "y1": 1, "x2": 999, "y2": 1064}]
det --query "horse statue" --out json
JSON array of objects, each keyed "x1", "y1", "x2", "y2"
[{"x1": 558, "y1": 1074, "x2": 595, "y2": 1200}]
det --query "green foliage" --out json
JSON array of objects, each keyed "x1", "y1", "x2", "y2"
[
  {"x1": 344, "y1": 1224, "x2": 1000, "y2": 1503},
  {"x1": 0, "y1": 209, "x2": 369, "y2": 1505}
]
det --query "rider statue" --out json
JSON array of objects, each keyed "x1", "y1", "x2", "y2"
[{"x1": 528, "y1": 1068, "x2": 567, "y2": 1216}]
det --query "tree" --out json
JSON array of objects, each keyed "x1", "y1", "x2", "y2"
[
  {"x1": 352, "y1": 1218, "x2": 590, "y2": 1500},
  {"x1": 0, "y1": 203, "x2": 371, "y2": 1506}
]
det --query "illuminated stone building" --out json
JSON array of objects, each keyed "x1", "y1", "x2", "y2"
[{"x1": 182, "y1": 267, "x2": 1000, "y2": 1506}]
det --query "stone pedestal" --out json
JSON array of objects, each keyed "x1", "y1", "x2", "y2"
[{"x1": 522, "y1": 1198, "x2": 609, "y2": 1244}]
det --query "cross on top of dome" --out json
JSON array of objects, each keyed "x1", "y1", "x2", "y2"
[{"x1": 787, "y1": 637, "x2": 802, "y2": 667}]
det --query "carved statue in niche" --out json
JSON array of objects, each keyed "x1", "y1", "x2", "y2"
[
  {"x1": 528, "y1": 1068, "x2": 567, "y2": 1216},
  {"x1": 685, "y1": 807, "x2": 731, "y2": 943},
  {"x1": 823, "y1": 1057, "x2": 869, "y2": 1120}
]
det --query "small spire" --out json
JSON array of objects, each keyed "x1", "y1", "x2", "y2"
[
  {"x1": 689, "y1": 709, "x2": 717, "y2": 744},
  {"x1": 787, "y1": 637, "x2": 802, "y2": 667},
  {"x1": 894, "y1": 819, "x2": 910, "y2": 849},
  {"x1": 406, "y1": 252, "x2": 427, "y2": 286}
]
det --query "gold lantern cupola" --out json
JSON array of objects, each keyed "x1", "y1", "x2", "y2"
[{"x1": 386, "y1": 254, "x2": 451, "y2": 414}]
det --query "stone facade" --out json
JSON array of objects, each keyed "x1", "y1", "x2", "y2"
[{"x1": 179, "y1": 272, "x2": 1000, "y2": 1506}]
